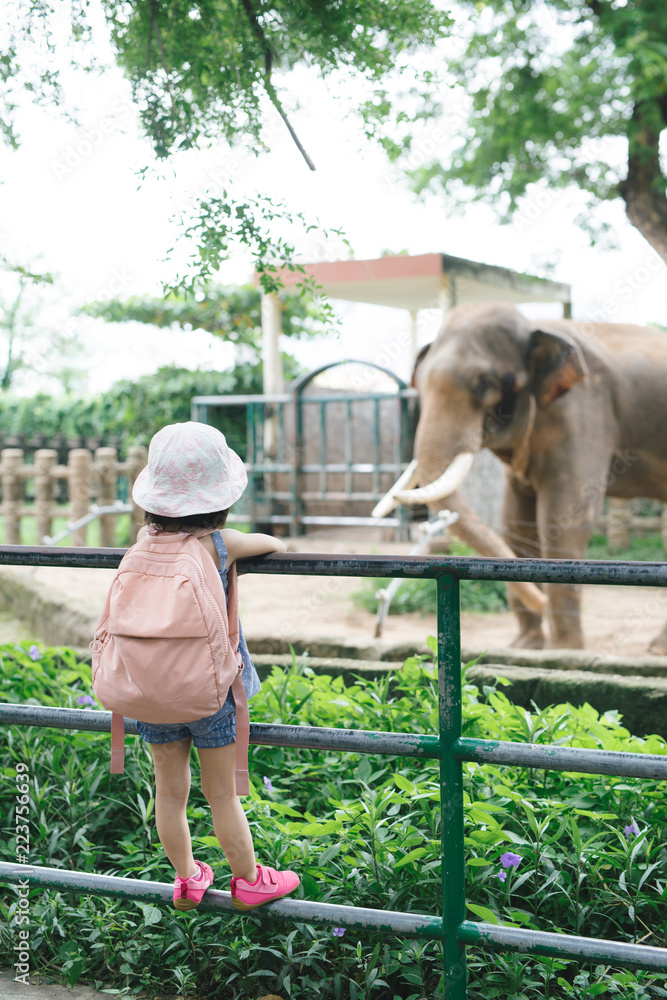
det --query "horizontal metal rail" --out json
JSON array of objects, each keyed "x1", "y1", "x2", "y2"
[
  {"x1": 455, "y1": 738, "x2": 667, "y2": 779},
  {"x1": 0, "y1": 546, "x2": 665, "y2": 586},
  {"x1": 458, "y1": 921, "x2": 667, "y2": 971},
  {"x1": 4, "y1": 705, "x2": 667, "y2": 779},
  {"x1": 0, "y1": 704, "x2": 441, "y2": 759},
  {"x1": 0, "y1": 862, "x2": 441, "y2": 938}
]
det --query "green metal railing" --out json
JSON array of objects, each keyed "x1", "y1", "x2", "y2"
[{"x1": 2, "y1": 545, "x2": 667, "y2": 995}]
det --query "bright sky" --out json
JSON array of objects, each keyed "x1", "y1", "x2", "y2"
[{"x1": 1, "y1": 5, "x2": 666, "y2": 396}]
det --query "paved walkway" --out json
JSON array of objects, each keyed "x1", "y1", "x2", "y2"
[{"x1": 0, "y1": 968, "x2": 133, "y2": 1000}]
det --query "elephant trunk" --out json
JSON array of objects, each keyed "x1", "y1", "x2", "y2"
[
  {"x1": 372, "y1": 417, "x2": 546, "y2": 613},
  {"x1": 418, "y1": 430, "x2": 547, "y2": 611}
]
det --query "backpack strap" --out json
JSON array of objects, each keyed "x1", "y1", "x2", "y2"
[
  {"x1": 226, "y1": 562, "x2": 249, "y2": 796},
  {"x1": 91, "y1": 559, "x2": 127, "y2": 774},
  {"x1": 110, "y1": 712, "x2": 125, "y2": 774}
]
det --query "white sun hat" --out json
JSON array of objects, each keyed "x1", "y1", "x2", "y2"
[{"x1": 132, "y1": 421, "x2": 248, "y2": 516}]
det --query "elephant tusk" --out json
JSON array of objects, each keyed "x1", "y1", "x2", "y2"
[
  {"x1": 371, "y1": 459, "x2": 419, "y2": 518},
  {"x1": 394, "y1": 452, "x2": 475, "y2": 505}
]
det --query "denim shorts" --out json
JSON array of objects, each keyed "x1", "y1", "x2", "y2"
[{"x1": 136, "y1": 696, "x2": 236, "y2": 749}]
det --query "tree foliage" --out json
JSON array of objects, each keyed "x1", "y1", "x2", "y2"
[
  {"x1": 1, "y1": 1, "x2": 451, "y2": 285},
  {"x1": 98, "y1": 0, "x2": 451, "y2": 164},
  {"x1": 80, "y1": 282, "x2": 331, "y2": 360},
  {"x1": 387, "y1": 0, "x2": 667, "y2": 260}
]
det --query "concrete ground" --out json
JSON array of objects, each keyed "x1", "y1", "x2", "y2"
[{"x1": 0, "y1": 968, "x2": 132, "y2": 1000}]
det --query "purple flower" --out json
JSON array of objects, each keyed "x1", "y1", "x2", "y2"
[
  {"x1": 28, "y1": 645, "x2": 40, "y2": 662},
  {"x1": 496, "y1": 870, "x2": 507, "y2": 882},
  {"x1": 263, "y1": 776, "x2": 273, "y2": 793},
  {"x1": 624, "y1": 819, "x2": 640, "y2": 839},
  {"x1": 500, "y1": 852, "x2": 522, "y2": 869},
  {"x1": 332, "y1": 927, "x2": 345, "y2": 937},
  {"x1": 77, "y1": 695, "x2": 95, "y2": 709}
]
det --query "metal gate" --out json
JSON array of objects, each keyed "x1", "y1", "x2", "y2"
[{"x1": 191, "y1": 360, "x2": 417, "y2": 536}]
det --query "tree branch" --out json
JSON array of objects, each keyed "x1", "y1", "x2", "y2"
[
  {"x1": 148, "y1": 0, "x2": 176, "y2": 113},
  {"x1": 238, "y1": 0, "x2": 316, "y2": 171}
]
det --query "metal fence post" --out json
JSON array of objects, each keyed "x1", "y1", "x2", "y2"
[{"x1": 438, "y1": 573, "x2": 467, "y2": 998}]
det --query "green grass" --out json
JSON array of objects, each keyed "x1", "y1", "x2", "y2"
[{"x1": 0, "y1": 509, "x2": 133, "y2": 547}]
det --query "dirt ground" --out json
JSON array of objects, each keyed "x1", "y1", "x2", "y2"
[
  {"x1": 238, "y1": 533, "x2": 667, "y2": 658},
  {"x1": 13, "y1": 528, "x2": 664, "y2": 659}
]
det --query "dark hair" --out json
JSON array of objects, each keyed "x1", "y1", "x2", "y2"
[{"x1": 144, "y1": 509, "x2": 229, "y2": 532}]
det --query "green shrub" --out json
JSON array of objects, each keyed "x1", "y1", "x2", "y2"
[
  {"x1": 585, "y1": 532, "x2": 665, "y2": 562},
  {"x1": 2, "y1": 641, "x2": 667, "y2": 997},
  {"x1": 0, "y1": 357, "x2": 301, "y2": 458}
]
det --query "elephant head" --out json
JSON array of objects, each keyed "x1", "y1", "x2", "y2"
[{"x1": 374, "y1": 303, "x2": 588, "y2": 613}]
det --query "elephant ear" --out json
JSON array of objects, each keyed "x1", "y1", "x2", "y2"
[{"x1": 527, "y1": 327, "x2": 588, "y2": 407}]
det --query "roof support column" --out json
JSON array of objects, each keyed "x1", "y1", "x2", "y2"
[
  {"x1": 261, "y1": 291, "x2": 283, "y2": 394},
  {"x1": 261, "y1": 291, "x2": 283, "y2": 458}
]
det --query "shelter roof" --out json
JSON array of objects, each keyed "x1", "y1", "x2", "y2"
[{"x1": 257, "y1": 252, "x2": 571, "y2": 311}]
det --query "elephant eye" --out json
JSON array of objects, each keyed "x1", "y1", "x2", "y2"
[{"x1": 473, "y1": 374, "x2": 496, "y2": 400}]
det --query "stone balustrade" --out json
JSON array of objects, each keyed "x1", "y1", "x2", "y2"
[{"x1": 0, "y1": 445, "x2": 147, "y2": 545}]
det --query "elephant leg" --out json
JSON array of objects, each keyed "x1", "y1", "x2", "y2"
[
  {"x1": 502, "y1": 476, "x2": 546, "y2": 649},
  {"x1": 536, "y1": 489, "x2": 601, "y2": 649},
  {"x1": 649, "y1": 622, "x2": 667, "y2": 656}
]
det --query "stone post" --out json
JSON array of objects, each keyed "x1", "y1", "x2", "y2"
[
  {"x1": 34, "y1": 449, "x2": 57, "y2": 544},
  {"x1": 68, "y1": 449, "x2": 92, "y2": 546},
  {"x1": 126, "y1": 445, "x2": 148, "y2": 543},
  {"x1": 94, "y1": 447, "x2": 117, "y2": 547},
  {"x1": 607, "y1": 497, "x2": 632, "y2": 551},
  {"x1": 1, "y1": 449, "x2": 24, "y2": 544}
]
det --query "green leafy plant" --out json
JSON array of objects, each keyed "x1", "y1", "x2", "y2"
[
  {"x1": 585, "y1": 532, "x2": 665, "y2": 563},
  {"x1": 2, "y1": 643, "x2": 667, "y2": 998}
]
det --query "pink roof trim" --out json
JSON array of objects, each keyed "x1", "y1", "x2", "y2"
[{"x1": 255, "y1": 253, "x2": 444, "y2": 289}]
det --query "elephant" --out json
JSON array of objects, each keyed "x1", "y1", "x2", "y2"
[{"x1": 375, "y1": 302, "x2": 667, "y2": 652}]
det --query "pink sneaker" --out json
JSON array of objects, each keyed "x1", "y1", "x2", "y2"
[
  {"x1": 230, "y1": 863, "x2": 300, "y2": 911},
  {"x1": 173, "y1": 860, "x2": 214, "y2": 911}
]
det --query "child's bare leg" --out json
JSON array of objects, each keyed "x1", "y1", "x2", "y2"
[
  {"x1": 150, "y1": 738, "x2": 197, "y2": 879},
  {"x1": 197, "y1": 743, "x2": 257, "y2": 882}
]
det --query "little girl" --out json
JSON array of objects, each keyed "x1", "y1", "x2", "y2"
[{"x1": 131, "y1": 420, "x2": 299, "y2": 912}]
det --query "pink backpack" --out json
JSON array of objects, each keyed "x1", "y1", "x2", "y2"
[{"x1": 90, "y1": 530, "x2": 249, "y2": 794}]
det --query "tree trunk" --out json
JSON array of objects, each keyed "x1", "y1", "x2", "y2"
[{"x1": 618, "y1": 100, "x2": 667, "y2": 266}]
